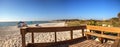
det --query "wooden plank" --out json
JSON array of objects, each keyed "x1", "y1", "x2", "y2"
[
  {"x1": 27, "y1": 37, "x2": 86, "y2": 47},
  {"x1": 70, "y1": 40, "x2": 112, "y2": 47},
  {"x1": 85, "y1": 32, "x2": 120, "y2": 40},
  {"x1": 85, "y1": 32, "x2": 101, "y2": 37},
  {"x1": 87, "y1": 25, "x2": 120, "y2": 33},
  {"x1": 26, "y1": 26, "x2": 86, "y2": 32}
]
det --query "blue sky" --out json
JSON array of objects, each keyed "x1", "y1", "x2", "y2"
[{"x1": 0, "y1": 0, "x2": 120, "y2": 21}]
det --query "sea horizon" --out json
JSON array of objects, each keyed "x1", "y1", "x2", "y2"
[{"x1": 0, "y1": 21, "x2": 51, "y2": 27}]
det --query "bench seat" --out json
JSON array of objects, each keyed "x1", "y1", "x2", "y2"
[{"x1": 85, "y1": 32, "x2": 120, "y2": 40}]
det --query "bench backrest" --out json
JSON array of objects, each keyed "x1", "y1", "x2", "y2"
[
  {"x1": 20, "y1": 26, "x2": 86, "y2": 47},
  {"x1": 86, "y1": 25, "x2": 120, "y2": 33}
]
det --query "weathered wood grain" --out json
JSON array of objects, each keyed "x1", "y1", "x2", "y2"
[{"x1": 87, "y1": 25, "x2": 120, "y2": 33}]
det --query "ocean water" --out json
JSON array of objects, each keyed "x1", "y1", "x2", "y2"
[{"x1": 0, "y1": 21, "x2": 50, "y2": 27}]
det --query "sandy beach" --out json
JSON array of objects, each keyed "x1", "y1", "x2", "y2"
[{"x1": 0, "y1": 22, "x2": 83, "y2": 47}]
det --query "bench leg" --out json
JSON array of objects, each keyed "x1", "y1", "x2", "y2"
[
  {"x1": 98, "y1": 37, "x2": 103, "y2": 43},
  {"x1": 86, "y1": 34, "x2": 90, "y2": 39}
]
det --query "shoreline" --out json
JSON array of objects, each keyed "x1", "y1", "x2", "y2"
[{"x1": 0, "y1": 22, "x2": 66, "y2": 39}]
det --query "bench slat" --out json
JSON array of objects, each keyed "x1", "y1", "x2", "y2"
[{"x1": 85, "y1": 32, "x2": 120, "y2": 40}]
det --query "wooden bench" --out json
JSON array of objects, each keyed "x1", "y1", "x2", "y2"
[
  {"x1": 20, "y1": 26, "x2": 86, "y2": 47},
  {"x1": 85, "y1": 25, "x2": 120, "y2": 43}
]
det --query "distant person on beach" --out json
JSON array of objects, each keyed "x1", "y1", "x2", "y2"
[
  {"x1": 35, "y1": 24, "x2": 39, "y2": 26},
  {"x1": 17, "y1": 21, "x2": 28, "y2": 28}
]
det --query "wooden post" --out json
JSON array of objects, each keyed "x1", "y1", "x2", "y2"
[
  {"x1": 70, "y1": 30, "x2": 73, "y2": 39},
  {"x1": 86, "y1": 34, "x2": 90, "y2": 39},
  {"x1": 86, "y1": 29, "x2": 90, "y2": 39},
  {"x1": 98, "y1": 37, "x2": 103, "y2": 43},
  {"x1": 90, "y1": 30, "x2": 92, "y2": 32},
  {"x1": 55, "y1": 32, "x2": 57, "y2": 42},
  {"x1": 99, "y1": 31, "x2": 104, "y2": 43},
  {"x1": 111, "y1": 39, "x2": 120, "y2": 47},
  {"x1": 112, "y1": 33, "x2": 120, "y2": 47},
  {"x1": 31, "y1": 32, "x2": 34, "y2": 43},
  {"x1": 20, "y1": 28, "x2": 26, "y2": 47},
  {"x1": 82, "y1": 29, "x2": 84, "y2": 37},
  {"x1": 101, "y1": 31, "x2": 104, "y2": 34},
  {"x1": 118, "y1": 33, "x2": 120, "y2": 37}
]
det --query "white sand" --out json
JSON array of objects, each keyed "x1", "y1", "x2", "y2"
[{"x1": 0, "y1": 22, "x2": 83, "y2": 47}]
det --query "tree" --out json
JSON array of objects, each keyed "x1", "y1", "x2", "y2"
[
  {"x1": 110, "y1": 17, "x2": 119, "y2": 27},
  {"x1": 118, "y1": 13, "x2": 120, "y2": 19},
  {"x1": 88, "y1": 19, "x2": 97, "y2": 25},
  {"x1": 110, "y1": 17, "x2": 119, "y2": 21}
]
